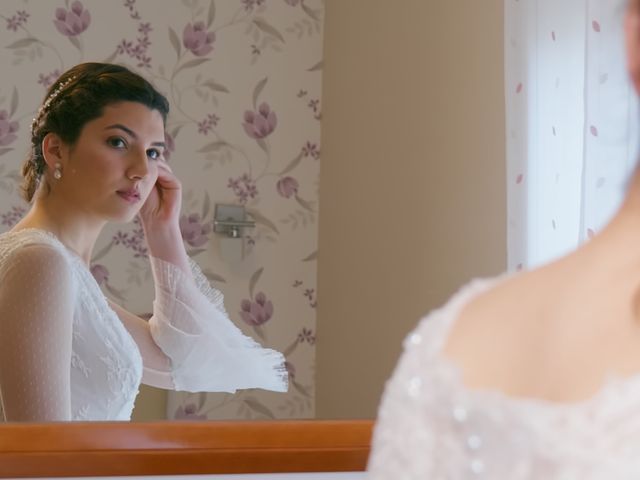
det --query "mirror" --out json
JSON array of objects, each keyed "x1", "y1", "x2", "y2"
[{"x1": 0, "y1": 0, "x2": 506, "y2": 423}]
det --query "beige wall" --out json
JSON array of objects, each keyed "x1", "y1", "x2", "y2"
[
  {"x1": 317, "y1": 0, "x2": 506, "y2": 419},
  {"x1": 131, "y1": 385, "x2": 166, "y2": 422}
]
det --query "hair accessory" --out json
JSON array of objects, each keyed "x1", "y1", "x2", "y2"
[
  {"x1": 53, "y1": 163, "x2": 62, "y2": 180},
  {"x1": 31, "y1": 75, "x2": 77, "y2": 135}
]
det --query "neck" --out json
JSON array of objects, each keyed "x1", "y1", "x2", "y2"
[{"x1": 14, "y1": 191, "x2": 106, "y2": 265}]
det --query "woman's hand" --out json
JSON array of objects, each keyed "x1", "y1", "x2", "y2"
[
  {"x1": 138, "y1": 160, "x2": 182, "y2": 229},
  {"x1": 138, "y1": 160, "x2": 191, "y2": 274}
]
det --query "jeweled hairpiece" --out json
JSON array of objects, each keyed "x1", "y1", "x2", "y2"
[{"x1": 30, "y1": 75, "x2": 76, "y2": 135}]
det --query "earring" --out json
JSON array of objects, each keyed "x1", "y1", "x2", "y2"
[{"x1": 53, "y1": 163, "x2": 62, "y2": 180}]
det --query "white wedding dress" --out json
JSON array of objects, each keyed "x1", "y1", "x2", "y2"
[
  {"x1": 367, "y1": 277, "x2": 640, "y2": 479},
  {"x1": 0, "y1": 228, "x2": 287, "y2": 421}
]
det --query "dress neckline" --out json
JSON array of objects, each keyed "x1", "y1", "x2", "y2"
[
  {"x1": 6, "y1": 227, "x2": 87, "y2": 264},
  {"x1": 432, "y1": 273, "x2": 640, "y2": 414}
]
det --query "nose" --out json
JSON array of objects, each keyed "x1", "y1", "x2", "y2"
[{"x1": 127, "y1": 149, "x2": 150, "y2": 180}]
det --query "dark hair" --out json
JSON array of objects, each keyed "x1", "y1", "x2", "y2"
[{"x1": 22, "y1": 62, "x2": 170, "y2": 202}]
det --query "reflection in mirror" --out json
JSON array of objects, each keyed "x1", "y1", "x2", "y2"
[{"x1": 0, "y1": 0, "x2": 317, "y2": 422}]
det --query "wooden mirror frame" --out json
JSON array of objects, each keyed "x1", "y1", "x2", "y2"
[{"x1": 0, "y1": 420, "x2": 373, "y2": 478}]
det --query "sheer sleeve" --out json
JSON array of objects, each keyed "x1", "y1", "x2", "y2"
[
  {"x1": 0, "y1": 244, "x2": 74, "y2": 421},
  {"x1": 146, "y1": 256, "x2": 288, "y2": 393}
]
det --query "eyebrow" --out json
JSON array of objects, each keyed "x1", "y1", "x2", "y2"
[{"x1": 105, "y1": 124, "x2": 166, "y2": 148}]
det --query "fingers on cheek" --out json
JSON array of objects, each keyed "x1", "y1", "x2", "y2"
[{"x1": 157, "y1": 164, "x2": 172, "y2": 177}]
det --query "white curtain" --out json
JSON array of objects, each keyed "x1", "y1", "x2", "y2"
[{"x1": 506, "y1": 0, "x2": 639, "y2": 270}]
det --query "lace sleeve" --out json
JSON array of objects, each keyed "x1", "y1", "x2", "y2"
[
  {"x1": 187, "y1": 257, "x2": 227, "y2": 315},
  {"x1": 147, "y1": 256, "x2": 288, "y2": 393},
  {"x1": 0, "y1": 244, "x2": 74, "y2": 421}
]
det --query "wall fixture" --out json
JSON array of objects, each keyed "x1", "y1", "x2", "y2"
[{"x1": 213, "y1": 204, "x2": 255, "y2": 239}]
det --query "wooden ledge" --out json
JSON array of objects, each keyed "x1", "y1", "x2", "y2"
[{"x1": 0, "y1": 420, "x2": 373, "y2": 478}]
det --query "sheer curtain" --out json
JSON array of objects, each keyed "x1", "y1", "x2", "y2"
[{"x1": 506, "y1": 0, "x2": 639, "y2": 270}]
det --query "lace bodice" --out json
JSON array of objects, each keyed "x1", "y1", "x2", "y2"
[
  {"x1": 0, "y1": 228, "x2": 287, "y2": 421},
  {"x1": 367, "y1": 277, "x2": 640, "y2": 479}
]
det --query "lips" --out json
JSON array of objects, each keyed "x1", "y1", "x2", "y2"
[{"x1": 116, "y1": 189, "x2": 141, "y2": 202}]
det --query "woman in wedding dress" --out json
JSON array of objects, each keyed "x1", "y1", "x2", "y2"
[
  {"x1": 368, "y1": 1, "x2": 640, "y2": 478},
  {"x1": 0, "y1": 62, "x2": 287, "y2": 422}
]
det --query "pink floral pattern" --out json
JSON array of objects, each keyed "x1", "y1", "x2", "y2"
[
  {"x1": 5, "y1": 10, "x2": 29, "y2": 31},
  {"x1": 0, "y1": 111, "x2": 19, "y2": 146},
  {"x1": 228, "y1": 174, "x2": 258, "y2": 204},
  {"x1": 0, "y1": 206, "x2": 26, "y2": 227},
  {"x1": 174, "y1": 403, "x2": 207, "y2": 420},
  {"x1": 179, "y1": 213, "x2": 211, "y2": 248},
  {"x1": 302, "y1": 141, "x2": 320, "y2": 159},
  {"x1": 240, "y1": 292, "x2": 274, "y2": 326},
  {"x1": 197, "y1": 113, "x2": 219, "y2": 135},
  {"x1": 90, "y1": 264, "x2": 109, "y2": 285},
  {"x1": 54, "y1": 1, "x2": 91, "y2": 37},
  {"x1": 38, "y1": 70, "x2": 62, "y2": 88},
  {"x1": 111, "y1": 218, "x2": 147, "y2": 258},
  {"x1": 183, "y1": 21, "x2": 215, "y2": 57},
  {"x1": 277, "y1": 176, "x2": 299, "y2": 198},
  {"x1": 243, "y1": 102, "x2": 278, "y2": 139}
]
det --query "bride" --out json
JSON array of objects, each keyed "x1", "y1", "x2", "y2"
[
  {"x1": 368, "y1": 0, "x2": 640, "y2": 477},
  {"x1": 0, "y1": 62, "x2": 287, "y2": 422}
]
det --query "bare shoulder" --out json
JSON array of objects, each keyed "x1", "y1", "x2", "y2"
[
  {"x1": 442, "y1": 265, "x2": 562, "y2": 363},
  {"x1": 439, "y1": 250, "x2": 640, "y2": 401}
]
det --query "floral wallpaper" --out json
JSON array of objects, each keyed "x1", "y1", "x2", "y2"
[{"x1": 0, "y1": 0, "x2": 323, "y2": 420}]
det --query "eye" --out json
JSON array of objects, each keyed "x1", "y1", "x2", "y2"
[
  {"x1": 146, "y1": 148, "x2": 162, "y2": 161},
  {"x1": 107, "y1": 137, "x2": 127, "y2": 149}
]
